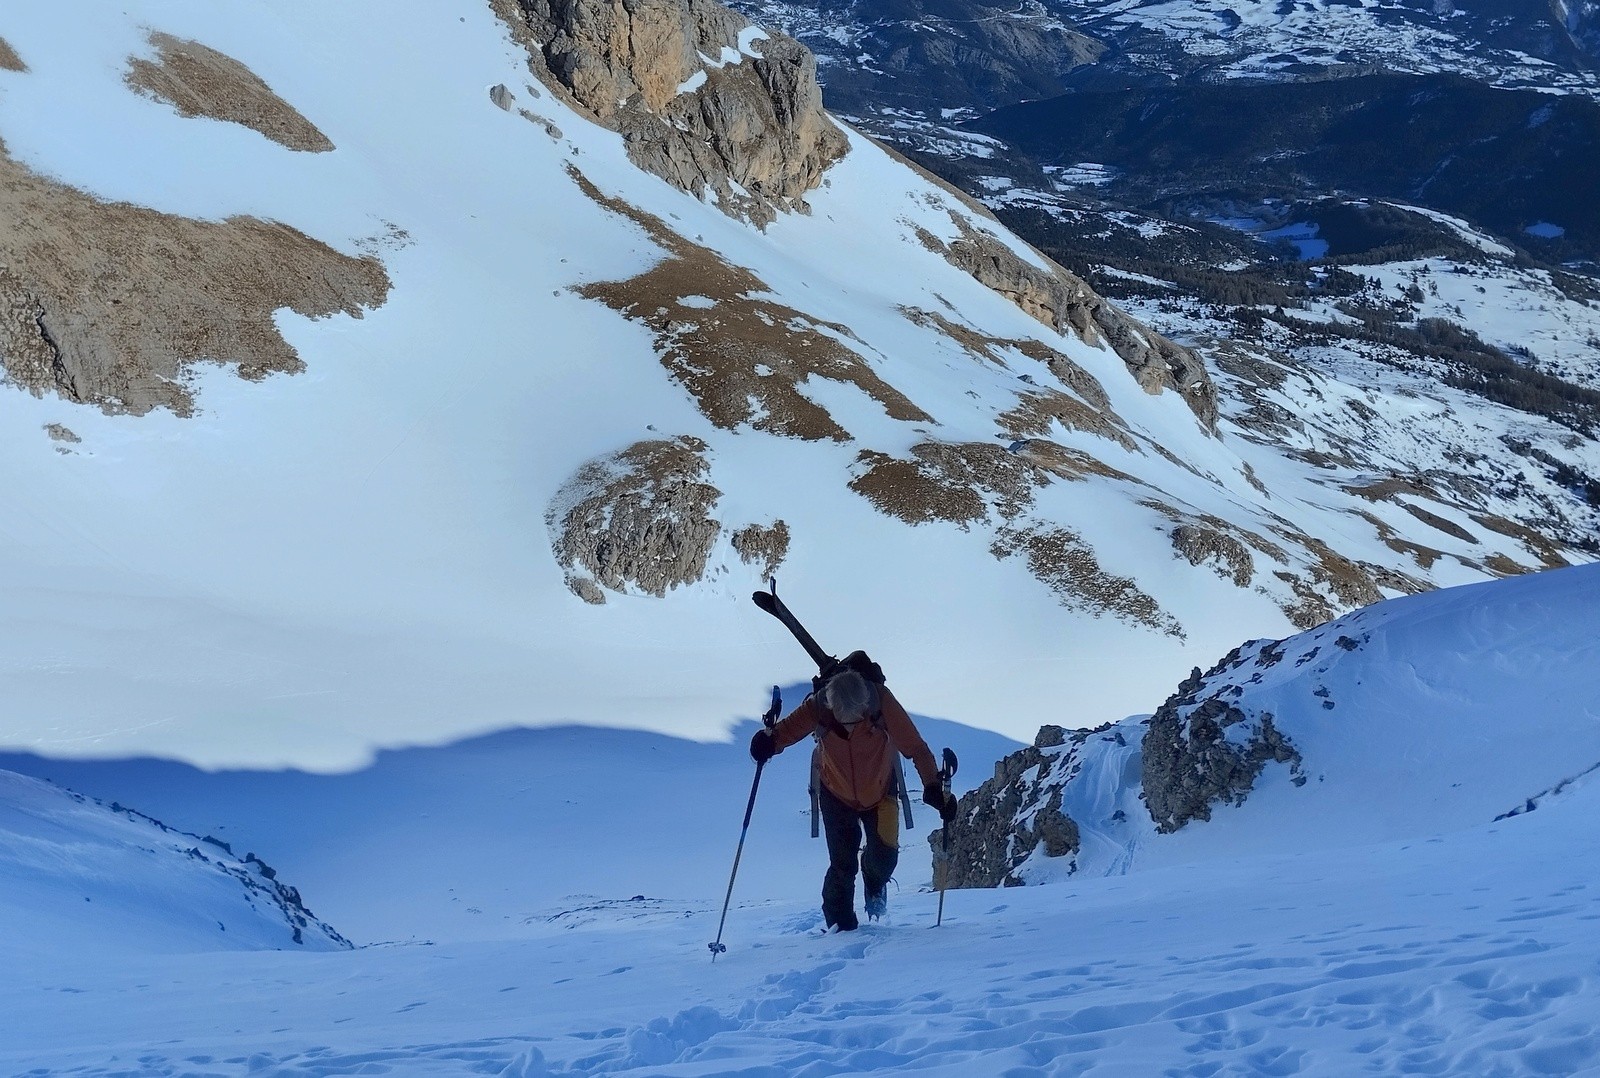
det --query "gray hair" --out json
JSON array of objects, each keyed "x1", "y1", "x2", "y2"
[{"x1": 824, "y1": 670, "x2": 876, "y2": 725}]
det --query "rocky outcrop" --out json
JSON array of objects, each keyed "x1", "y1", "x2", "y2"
[
  {"x1": 546, "y1": 436, "x2": 724, "y2": 602},
  {"x1": 1141, "y1": 655, "x2": 1306, "y2": 833},
  {"x1": 730, "y1": 520, "x2": 789, "y2": 577},
  {"x1": 0, "y1": 137, "x2": 388, "y2": 417},
  {"x1": 933, "y1": 725, "x2": 1086, "y2": 889},
  {"x1": 849, "y1": 441, "x2": 1043, "y2": 528},
  {"x1": 935, "y1": 225, "x2": 1218, "y2": 429},
  {"x1": 125, "y1": 33, "x2": 334, "y2": 152},
  {"x1": 570, "y1": 168, "x2": 930, "y2": 439},
  {"x1": 1170, "y1": 521, "x2": 1258, "y2": 587},
  {"x1": 497, "y1": 0, "x2": 847, "y2": 224},
  {"x1": 940, "y1": 634, "x2": 1314, "y2": 888}
]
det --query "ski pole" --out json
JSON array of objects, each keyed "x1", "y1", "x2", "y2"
[
  {"x1": 709, "y1": 685, "x2": 783, "y2": 961},
  {"x1": 935, "y1": 747, "x2": 958, "y2": 928}
]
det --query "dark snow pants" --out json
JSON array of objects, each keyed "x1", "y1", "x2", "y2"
[{"x1": 819, "y1": 785, "x2": 899, "y2": 929}]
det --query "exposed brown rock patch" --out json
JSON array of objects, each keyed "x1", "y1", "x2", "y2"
[
  {"x1": 1009, "y1": 439, "x2": 1138, "y2": 484},
  {"x1": 900, "y1": 306, "x2": 1015, "y2": 368},
  {"x1": 1270, "y1": 535, "x2": 1387, "y2": 629},
  {"x1": 1470, "y1": 512, "x2": 1571, "y2": 570},
  {"x1": 849, "y1": 440, "x2": 1049, "y2": 527},
  {"x1": 570, "y1": 168, "x2": 929, "y2": 440},
  {"x1": 1171, "y1": 522, "x2": 1256, "y2": 587},
  {"x1": 1481, "y1": 553, "x2": 1529, "y2": 577},
  {"x1": 43, "y1": 423, "x2": 81, "y2": 444},
  {"x1": 1345, "y1": 476, "x2": 1435, "y2": 502},
  {"x1": 898, "y1": 305, "x2": 1138, "y2": 449},
  {"x1": 126, "y1": 33, "x2": 333, "y2": 152},
  {"x1": 731, "y1": 520, "x2": 790, "y2": 577},
  {"x1": 547, "y1": 436, "x2": 724, "y2": 601},
  {"x1": 1396, "y1": 501, "x2": 1478, "y2": 545},
  {"x1": 0, "y1": 137, "x2": 388, "y2": 416},
  {"x1": 999, "y1": 388, "x2": 1139, "y2": 451},
  {"x1": 1354, "y1": 509, "x2": 1446, "y2": 571},
  {"x1": 992, "y1": 524, "x2": 1185, "y2": 638},
  {"x1": 1143, "y1": 501, "x2": 1290, "y2": 589},
  {"x1": 1346, "y1": 477, "x2": 1481, "y2": 545},
  {"x1": 0, "y1": 35, "x2": 25, "y2": 72}
]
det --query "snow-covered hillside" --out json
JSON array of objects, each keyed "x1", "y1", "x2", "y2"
[
  {"x1": 0, "y1": 770, "x2": 347, "y2": 954},
  {"x1": 4, "y1": 569, "x2": 1599, "y2": 1075},
  {"x1": 0, "y1": 0, "x2": 1590, "y2": 774}
]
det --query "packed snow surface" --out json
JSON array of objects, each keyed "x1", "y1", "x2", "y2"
[
  {"x1": 5, "y1": 745, "x2": 1599, "y2": 1075},
  {"x1": 5, "y1": 569, "x2": 1599, "y2": 1074}
]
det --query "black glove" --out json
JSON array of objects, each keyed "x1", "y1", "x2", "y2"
[
  {"x1": 924, "y1": 786, "x2": 957, "y2": 823},
  {"x1": 750, "y1": 729, "x2": 775, "y2": 765}
]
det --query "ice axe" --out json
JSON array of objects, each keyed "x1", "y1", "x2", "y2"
[{"x1": 709, "y1": 684, "x2": 783, "y2": 961}]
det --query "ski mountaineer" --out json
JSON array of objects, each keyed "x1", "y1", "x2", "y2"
[{"x1": 749, "y1": 668, "x2": 957, "y2": 932}]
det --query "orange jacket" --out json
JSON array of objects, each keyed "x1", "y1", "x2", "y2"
[{"x1": 769, "y1": 684, "x2": 941, "y2": 812}]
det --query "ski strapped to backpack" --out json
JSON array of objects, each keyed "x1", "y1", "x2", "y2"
[{"x1": 752, "y1": 578, "x2": 916, "y2": 836}]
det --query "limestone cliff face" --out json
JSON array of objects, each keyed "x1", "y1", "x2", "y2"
[
  {"x1": 940, "y1": 226, "x2": 1218, "y2": 429},
  {"x1": 498, "y1": 0, "x2": 847, "y2": 224}
]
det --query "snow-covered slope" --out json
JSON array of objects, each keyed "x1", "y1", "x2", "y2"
[
  {"x1": 7, "y1": 790, "x2": 1599, "y2": 1075},
  {"x1": 0, "y1": 770, "x2": 347, "y2": 954},
  {"x1": 947, "y1": 562, "x2": 1600, "y2": 887},
  {"x1": 4, "y1": 570, "x2": 1599, "y2": 1074},
  {"x1": 0, "y1": 0, "x2": 1590, "y2": 776}
]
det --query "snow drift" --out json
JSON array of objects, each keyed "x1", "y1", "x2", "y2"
[{"x1": 0, "y1": 770, "x2": 348, "y2": 954}]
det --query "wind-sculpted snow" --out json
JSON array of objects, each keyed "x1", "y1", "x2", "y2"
[
  {"x1": 944, "y1": 564, "x2": 1600, "y2": 887},
  {"x1": 0, "y1": 771, "x2": 348, "y2": 954}
]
